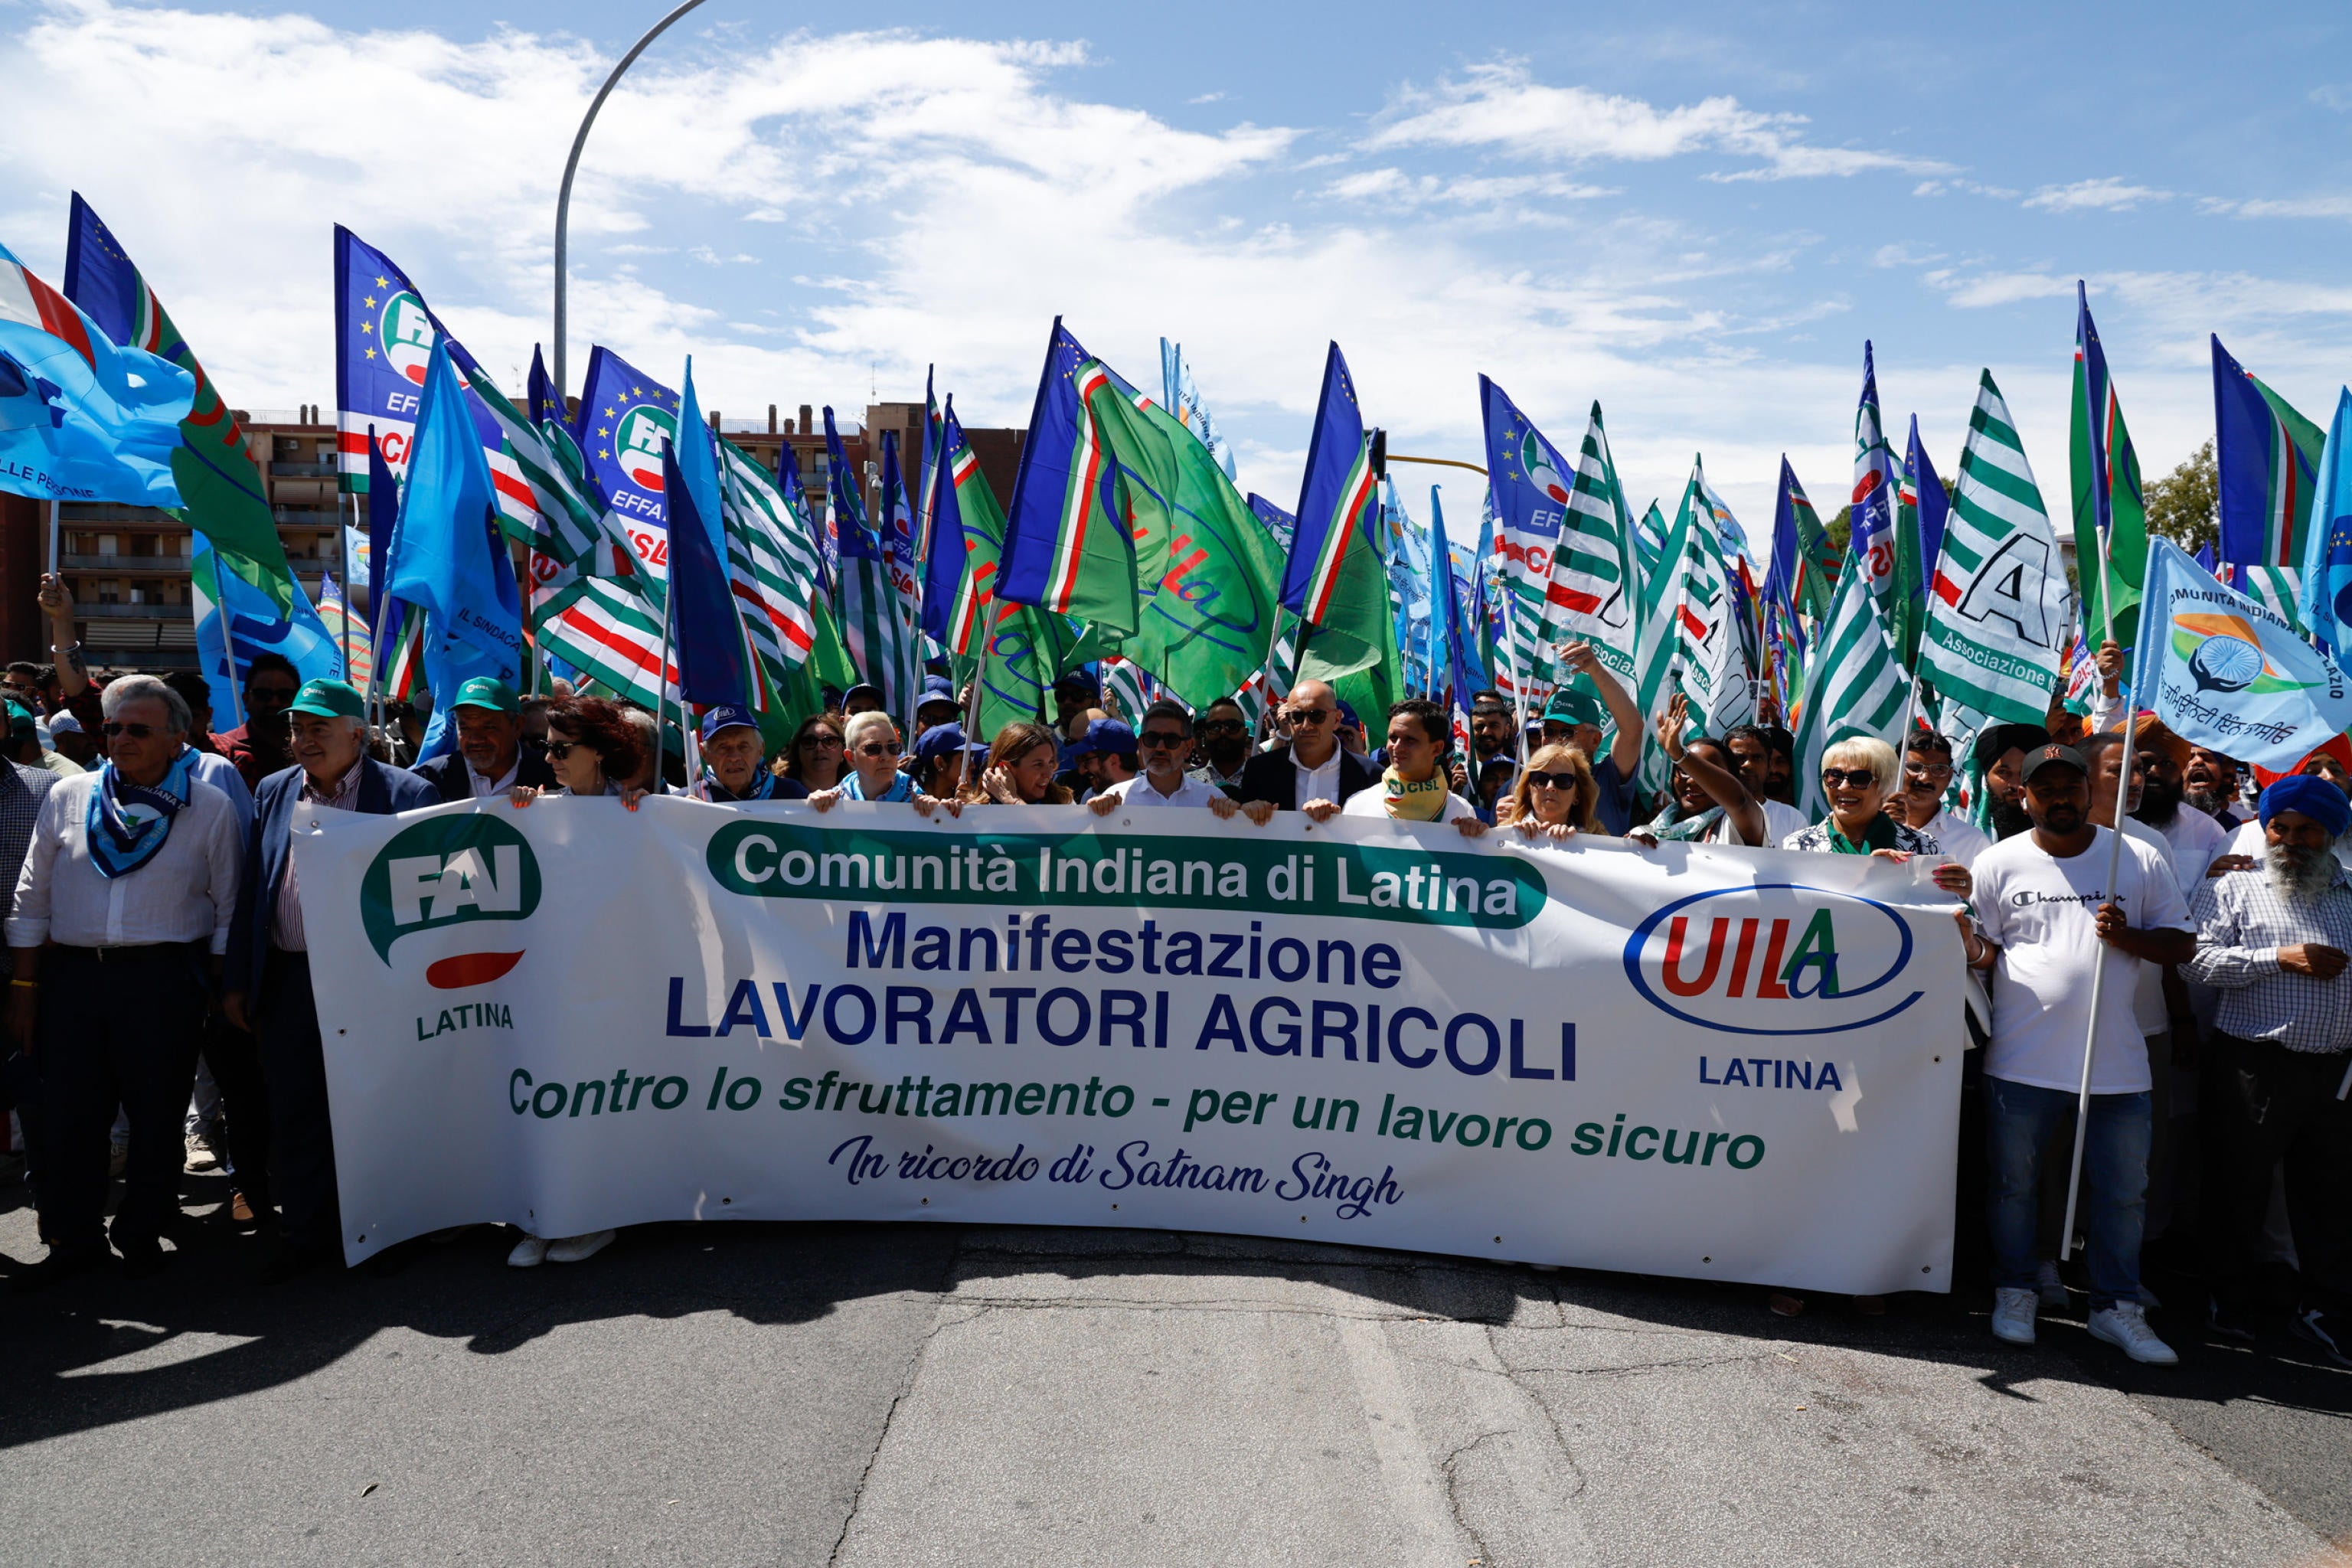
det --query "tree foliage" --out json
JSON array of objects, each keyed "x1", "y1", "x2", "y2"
[{"x1": 2145, "y1": 439, "x2": 2217, "y2": 555}]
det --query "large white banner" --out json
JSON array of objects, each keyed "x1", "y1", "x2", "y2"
[{"x1": 295, "y1": 799, "x2": 1965, "y2": 1294}]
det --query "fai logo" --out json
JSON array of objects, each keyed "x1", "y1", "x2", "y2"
[
  {"x1": 1623, "y1": 883, "x2": 1919, "y2": 1036},
  {"x1": 361, "y1": 814, "x2": 541, "y2": 989},
  {"x1": 380, "y1": 291, "x2": 436, "y2": 385},
  {"x1": 616, "y1": 403, "x2": 677, "y2": 493}
]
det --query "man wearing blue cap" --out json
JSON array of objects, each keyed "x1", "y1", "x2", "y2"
[
  {"x1": 410, "y1": 678, "x2": 554, "y2": 804},
  {"x1": 1072, "y1": 718, "x2": 1140, "y2": 805},
  {"x1": 694, "y1": 706, "x2": 804, "y2": 803},
  {"x1": 224, "y1": 679, "x2": 434, "y2": 1282},
  {"x1": 2186, "y1": 774, "x2": 2352, "y2": 1361}
]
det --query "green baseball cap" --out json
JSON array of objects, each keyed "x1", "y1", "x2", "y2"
[
  {"x1": 3, "y1": 701, "x2": 34, "y2": 737},
  {"x1": 1542, "y1": 682, "x2": 1606, "y2": 728},
  {"x1": 451, "y1": 677, "x2": 521, "y2": 714},
  {"x1": 287, "y1": 678, "x2": 366, "y2": 720}
]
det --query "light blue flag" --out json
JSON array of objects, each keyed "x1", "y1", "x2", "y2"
[
  {"x1": 2138, "y1": 534, "x2": 2352, "y2": 771},
  {"x1": 384, "y1": 339, "x2": 521, "y2": 756},
  {"x1": 191, "y1": 534, "x2": 344, "y2": 724},
  {"x1": 2295, "y1": 387, "x2": 2352, "y2": 658},
  {"x1": 0, "y1": 242, "x2": 191, "y2": 506}
]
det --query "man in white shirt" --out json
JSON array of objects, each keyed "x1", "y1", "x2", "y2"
[
  {"x1": 7, "y1": 675, "x2": 243, "y2": 1290},
  {"x1": 2132, "y1": 720, "x2": 2229, "y2": 884},
  {"x1": 1334, "y1": 698, "x2": 1488, "y2": 835},
  {"x1": 1236, "y1": 679, "x2": 1378, "y2": 820},
  {"x1": 1091, "y1": 701, "x2": 1245, "y2": 816},
  {"x1": 1893, "y1": 730, "x2": 1991, "y2": 868},
  {"x1": 1966, "y1": 743, "x2": 2194, "y2": 1364},
  {"x1": 412, "y1": 678, "x2": 555, "y2": 803}
]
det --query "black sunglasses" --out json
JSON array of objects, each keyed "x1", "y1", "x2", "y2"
[
  {"x1": 101, "y1": 721, "x2": 158, "y2": 739},
  {"x1": 1286, "y1": 707, "x2": 1331, "y2": 726},
  {"x1": 545, "y1": 740, "x2": 579, "y2": 760},
  {"x1": 1821, "y1": 767, "x2": 1879, "y2": 789},
  {"x1": 1139, "y1": 731, "x2": 1188, "y2": 749},
  {"x1": 1524, "y1": 770, "x2": 1583, "y2": 792},
  {"x1": 1198, "y1": 718, "x2": 1243, "y2": 734}
]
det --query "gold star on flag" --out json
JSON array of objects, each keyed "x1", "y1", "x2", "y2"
[
  {"x1": 364, "y1": 296, "x2": 376, "y2": 309},
  {"x1": 599, "y1": 449, "x2": 610, "y2": 459},
  {"x1": 365, "y1": 348, "x2": 377, "y2": 360},
  {"x1": 597, "y1": 427, "x2": 609, "y2": 438},
  {"x1": 631, "y1": 386, "x2": 642, "y2": 396},
  {"x1": 604, "y1": 407, "x2": 616, "y2": 418},
  {"x1": 375, "y1": 276, "x2": 389, "y2": 287},
  {"x1": 361, "y1": 323, "x2": 371, "y2": 335}
]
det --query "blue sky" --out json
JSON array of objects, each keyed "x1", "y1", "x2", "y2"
[{"x1": 5, "y1": 0, "x2": 2350, "y2": 528}]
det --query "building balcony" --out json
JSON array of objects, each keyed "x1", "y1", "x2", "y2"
[
  {"x1": 269, "y1": 462, "x2": 340, "y2": 478},
  {"x1": 62, "y1": 555, "x2": 193, "y2": 573},
  {"x1": 75, "y1": 603, "x2": 192, "y2": 620},
  {"x1": 273, "y1": 508, "x2": 344, "y2": 525}
]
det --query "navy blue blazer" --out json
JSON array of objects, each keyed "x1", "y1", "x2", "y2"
[{"x1": 227, "y1": 756, "x2": 436, "y2": 1001}]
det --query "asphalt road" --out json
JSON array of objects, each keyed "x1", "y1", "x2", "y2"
[{"x1": 2, "y1": 1169, "x2": 2346, "y2": 1567}]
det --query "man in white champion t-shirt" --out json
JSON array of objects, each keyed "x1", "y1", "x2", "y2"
[{"x1": 1964, "y1": 743, "x2": 2194, "y2": 1366}]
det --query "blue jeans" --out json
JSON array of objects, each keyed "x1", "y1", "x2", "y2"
[{"x1": 1984, "y1": 1076, "x2": 2151, "y2": 1311}]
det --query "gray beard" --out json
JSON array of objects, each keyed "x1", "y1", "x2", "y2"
[
  {"x1": 2265, "y1": 844, "x2": 2337, "y2": 905},
  {"x1": 2185, "y1": 788, "x2": 2226, "y2": 818}
]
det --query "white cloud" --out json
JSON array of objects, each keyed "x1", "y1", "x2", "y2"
[
  {"x1": 1921, "y1": 269, "x2": 2079, "y2": 309},
  {"x1": 1322, "y1": 168, "x2": 1617, "y2": 212},
  {"x1": 1872, "y1": 243, "x2": 1944, "y2": 269},
  {"x1": 1187, "y1": 91, "x2": 1226, "y2": 105},
  {"x1": 1365, "y1": 60, "x2": 1950, "y2": 182},
  {"x1": 2200, "y1": 193, "x2": 2352, "y2": 220},
  {"x1": 2023, "y1": 177, "x2": 2171, "y2": 213},
  {"x1": 2312, "y1": 83, "x2": 2352, "y2": 112}
]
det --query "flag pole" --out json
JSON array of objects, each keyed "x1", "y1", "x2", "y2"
[
  {"x1": 2058, "y1": 710, "x2": 2141, "y2": 1259},
  {"x1": 44, "y1": 498, "x2": 58, "y2": 578}
]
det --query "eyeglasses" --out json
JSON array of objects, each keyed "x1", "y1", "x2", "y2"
[
  {"x1": 1524, "y1": 771, "x2": 1583, "y2": 792},
  {"x1": 1821, "y1": 768, "x2": 1880, "y2": 789},
  {"x1": 544, "y1": 740, "x2": 577, "y2": 760},
  {"x1": 246, "y1": 686, "x2": 299, "y2": 708},
  {"x1": 855, "y1": 742, "x2": 897, "y2": 758},
  {"x1": 802, "y1": 733, "x2": 843, "y2": 749},
  {"x1": 1903, "y1": 763, "x2": 1954, "y2": 784},
  {"x1": 1198, "y1": 719, "x2": 1243, "y2": 735},
  {"x1": 1286, "y1": 707, "x2": 1331, "y2": 726},
  {"x1": 1140, "y1": 731, "x2": 1188, "y2": 749},
  {"x1": 100, "y1": 721, "x2": 158, "y2": 739}
]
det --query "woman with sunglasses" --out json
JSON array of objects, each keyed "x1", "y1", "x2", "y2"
[
  {"x1": 1785, "y1": 738, "x2": 1971, "y2": 897},
  {"x1": 501, "y1": 695, "x2": 648, "y2": 1269},
  {"x1": 1764, "y1": 735, "x2": 1968, "y2": 1322},
  {"x1": 1498, "y1": 744, "x2": 1602, "y2": 840},
  {"x1": 779, "y1": 713, "x2": 848, "y2": 792},
  {"x1": 508, "y1": 696, "x2": 647, "y2": 812},
  {"x1": 960, "y1": 722, "x2": 1075, "y2": 807},
  {"x1": 807, "y1": 712, "x2": 956, "y2": 818}
]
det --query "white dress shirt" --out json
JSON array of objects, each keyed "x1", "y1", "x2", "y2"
[
  {"x1": 7, "y1": 770, "x2": 243, "y2": 952},
  {"x1": 1292, "y1": 746, "x2": 1342, "y2": 809},
  {"x1": 1103, "y1": 773, "x2": 1225, "y2": 809},
  {"x1": 1924, "y1": 808, "x2": 1992, "y2": 869},
  {"x1": 273, "y1": 758, "x2": 366, "y2": 952},
  {"x1": 469, "y1": 757, "x2": 520, "y2": 798}
]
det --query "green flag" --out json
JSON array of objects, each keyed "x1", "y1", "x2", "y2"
[
  {"x1": 1125, "y1": 397, "x2": 1284, "y2": 709},
  {"x1": 1292, "y1": 485, "x2": 1401, "y2": 722}
]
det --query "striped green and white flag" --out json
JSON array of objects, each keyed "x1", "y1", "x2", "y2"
[
  {"x1": 1551, "y1": 401, "x2": 1639, "y2": 678},
  {"x1": 2233, "y1": 564, "x2": 2304, "y2": 635},
  {"x1": 537, "y1": 577, "x2": 676, "y2": 713},
  {"x1": 1919, "y1": 371, "x2": 2066, "y2": 725},
  {"x1": 1632, "y1": 458, "x2": 1753, "y2": 791},
  {"x1": 1792, "y1": 564, "x2": 1910, "y2": 821},
  {"x1": 717, "y1": 437, "x2": 820, "y2": 683}
]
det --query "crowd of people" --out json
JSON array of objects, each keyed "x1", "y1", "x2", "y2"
[{"x1": 0, "y1": 580, "x2": 2342, "y2": 1382}]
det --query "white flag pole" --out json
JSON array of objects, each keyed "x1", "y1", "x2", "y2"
[{"x1": 2058, "y1": 711, "x2": 2141, "y2": 1259}]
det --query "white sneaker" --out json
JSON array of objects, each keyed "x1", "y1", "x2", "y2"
[
  {"x1": 2088, "y1": 1302, "x2": 2179, "y2": 1365},
  {"x1": 1991, "y1": 1287, "x2": 2038, "y2": 1345},
  {"x1": 185, "y1": 1135, "x2": 220, "y2": 1172},
  {"x1": 506, "y1": 1233, "x2": 551, "y2": 1268},
  {"x1": 2034, "y1": 1259, "x2": 2069, "y2": 1311},
  {"x1": 546, "y1": 1229, "x2": 615, "y2": 1264}
]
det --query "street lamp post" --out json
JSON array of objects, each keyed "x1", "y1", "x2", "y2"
[{"x1": 550, "y1": 0, "x2": 713, "y2": 403}]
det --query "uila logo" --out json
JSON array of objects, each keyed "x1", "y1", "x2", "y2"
[
  {"x1": 1622, "y1": 884, "x2": 1920, "y2": 1036},
  {"x1": 361, "y1": 813, "x2": 541, "y2": 990},
  {"x1": 381, "y1": 291, "x2": 435, "y2": 385}
]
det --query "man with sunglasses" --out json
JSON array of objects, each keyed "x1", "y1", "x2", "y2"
[
  {"x1": 1089, "y1": 701, "x2": 1243, "y2": 815},
  {"x1": 211, "y1": 654, "x2": 303, "y2": 793},
  {"x1": 1236, "y1": 680, "x2": 1378, "y2": 822},
  {"x1": 1185, "y1": 697, "x2": 1253, "y2": 795},
  {"x1": 8, "y1": 675, "x2": 245, "y2": 1291},
  {"x1": 1892, "y1": 730, "x2": 1990, "y2": 869}
]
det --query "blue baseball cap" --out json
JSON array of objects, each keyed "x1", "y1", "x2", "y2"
[
  {"x1": 915, "y1": 722, "x2": 986, "y2": 761},
  {"x1": 699, "y1": 704, "x2": 760, "y2": 743},
  {"x1": 1082, "y1": 717, "x2": 1138, "y2": 758}
]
